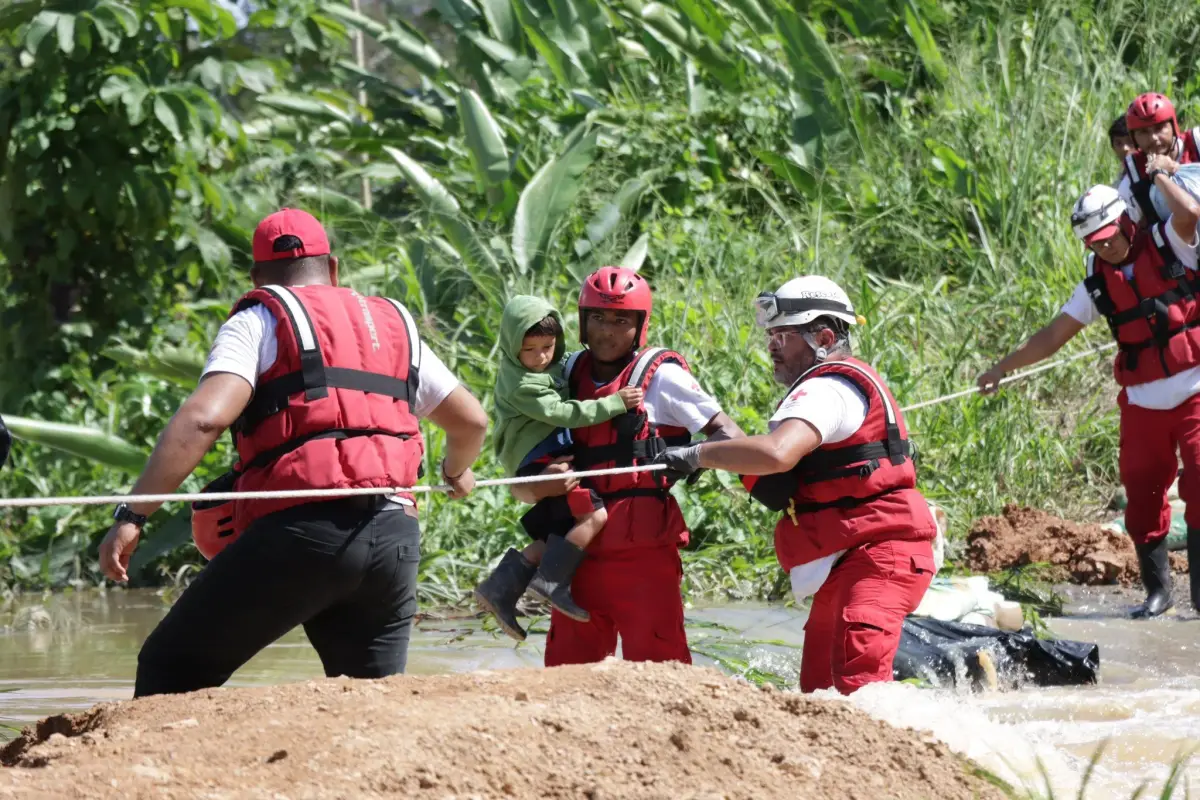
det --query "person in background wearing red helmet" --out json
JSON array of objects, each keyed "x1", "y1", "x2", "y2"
[
  {"x1": 509, "y1": 266, "x2": 744, "y2": 666},
  {"x1": 1119, "y1": 92, "x2": 1200, "y2": 226},
  {"x1": 97, "y1": 209, "x2": 488, "y2": 697},
  {"x1": 654, "y1": 276, "x2": 938, "y2": 695},
  {"x1": 978, "y1": 179, "x2": 1200, "y2": 618}
]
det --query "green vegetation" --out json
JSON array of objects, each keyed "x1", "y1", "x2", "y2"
[{"x1": 2, "y1": 0, "x2": 1197, "y2": 596}]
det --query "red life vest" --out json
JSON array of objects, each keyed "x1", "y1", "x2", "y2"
[
  {"x1": 565, "y1": 347, "x2": 695, "y2": 555},
  {"x1": 228, "y1": 284, "x2": 425, "y2": 534},
  {"x1": 745, "y1": 358, "x2": 934, "y2": 572},
  {"x1": 1122, "y1": 128, "x2": 1200, "y2": 225},
  {"x1": 1083, "y1": 223, "x2": 1200, "y2": 387}
]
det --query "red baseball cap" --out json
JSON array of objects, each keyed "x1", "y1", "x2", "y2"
[
  {"x1": 1083, "y1": 223, "x2": 1121, "y2": 245},
  {"x1": 252, "y1": 208, "x2": 331, "y2": 262}
]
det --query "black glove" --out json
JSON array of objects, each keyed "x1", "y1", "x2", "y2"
[{"x1": 653, "y1": 444, "x2": 702, "y2": 483}]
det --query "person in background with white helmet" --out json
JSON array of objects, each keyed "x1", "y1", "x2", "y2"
[
  {"x1": 978, "y1": 178, "x2": 1200, "y2": 618},
  {"x1": 654, "y1": 276, "x2": 938, "y2": 695},
  {"x1": 1118, "y1": 92, "x2": 1200, "y2": 227}
]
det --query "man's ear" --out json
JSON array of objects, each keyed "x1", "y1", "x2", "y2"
[
  {"x1": 328, "y1": 255, "x2": 339, "y2": 287},
  {"x1": 250, "y1": 264, "x2": 264, "y2": 288}
]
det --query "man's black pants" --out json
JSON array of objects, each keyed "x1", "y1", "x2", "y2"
[{"x1": 134, "y1": 498, "x2": 421, "y2": 698}]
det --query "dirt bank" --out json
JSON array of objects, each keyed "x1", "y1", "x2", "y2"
[
  {"x1": 0, "y1": 660, "x2": 1005, "y2": 799},
  {"x1": 965, "y1": 505, "x2": 1187, "y2": 585}
]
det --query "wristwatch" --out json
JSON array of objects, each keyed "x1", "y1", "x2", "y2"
[
  {"x1": 1148, "y1": 168, "x2": 1168, "y2": 181},
  {"x1": 112, "y1": 503, "x2": 148, "y2": 528}
]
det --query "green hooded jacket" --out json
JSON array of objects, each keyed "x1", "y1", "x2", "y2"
[{"x1": 493, "y1": 295, "x2": 628, "y2": 475}]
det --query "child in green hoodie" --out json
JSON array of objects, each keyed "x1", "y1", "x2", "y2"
[{"x1": 474, "y1": 295, "x2": 642, "y2": 641}]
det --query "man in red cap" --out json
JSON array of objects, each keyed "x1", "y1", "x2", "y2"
[{"x1": 99, "y1": 208, "x2": 488, "y2": 697}]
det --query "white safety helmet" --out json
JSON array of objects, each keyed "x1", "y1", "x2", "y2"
[
  {"x1": 754, "y1": 275, "x2": 859, "y2": 330},
  {"x1": 1071, "y1": 184, "x2": 1127, "y2": 244}
]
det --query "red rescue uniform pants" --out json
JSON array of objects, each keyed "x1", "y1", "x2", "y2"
[
  {"x1": 1118, "y1": 391, "x2": 1200, "y2": 545},
  {"x1": 800, "y1": 538, "x2": 936, "y2": 695},
  {"x1": 544, "y1": 545, "x2": 691, "y2": 666}
]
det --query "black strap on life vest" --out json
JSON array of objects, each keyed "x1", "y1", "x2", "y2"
[
  {"x1": 1124, "y1": 154, "x2": 1162, "y2": 226},
  {"x1": 563, "y1": 347, "x2": 693, "y2": 477},
  {"x1": 1083, "y1": 229, "x2": 1198, "y2": 372},
  {"x1": 789, "y1": 361, "x2": 912, "y2": 484},
  {"x1": 232, "y1": 286, "x2": 423, "y2": 453},
  {"x1": 788, "y1": 487, "x2": 903, "y2": 515}
]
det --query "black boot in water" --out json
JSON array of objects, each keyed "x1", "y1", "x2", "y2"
[
  {"x1": 528, "y1": 535, "x2": 591, "y2": 623},
  {"x1": 474, "y1": 548, "x2": 537, "y2": 641},
  {"x1": 1131, "y1": 538, "x2": 1174, "y2": 619},
  {"x1": 1188, "y1": 528, "x2": 1200, "y2": 612}
]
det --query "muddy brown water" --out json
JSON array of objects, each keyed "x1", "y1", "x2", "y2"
[{"x1": 2, "y1": 587, "x2": 1199, "y2": 796}]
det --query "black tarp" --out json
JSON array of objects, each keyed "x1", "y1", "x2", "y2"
[{"x1": 893, "y1": 617, "x2": 1100, "y2": 690}]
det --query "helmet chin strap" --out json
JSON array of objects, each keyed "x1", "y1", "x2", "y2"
[{"x1": 802, "y1": 332, "x2": 829, "y2": 363}]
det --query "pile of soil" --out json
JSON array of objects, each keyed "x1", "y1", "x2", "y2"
[
  {"x1": 0, "y1": 660, "x2": 1006, "y2": 799},
  {"x1": 965, "y1": 505, "x2": 1187, "y2": 585}
]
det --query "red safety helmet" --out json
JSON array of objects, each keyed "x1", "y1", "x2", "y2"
[
  {"x1": 1127, "y1": 92, "x2": 1179, "y2": 135},
  {"x1": 191, "y1": 472, "x2": 240, "y2": 560},
  {"x1": 578, "y1": 266, "x2": 653, "y2": 348}
]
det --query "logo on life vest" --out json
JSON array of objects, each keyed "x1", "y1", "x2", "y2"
[{"x1": 597, "y1": 292, "x2": 625, "y2": 304}]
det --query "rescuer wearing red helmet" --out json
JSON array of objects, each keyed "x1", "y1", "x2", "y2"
[
  {"x1": 1118, "y1": 92, "x2": 1200, "y2": 226},
  {"x1": 98, "y1": 209, "x2": 488, "y2": 697},
  {"x1": 507, "y1": 266, "x2": 744, "y2": 666},
  {"x1": 979, "y1": 176, "x2": 1200, "y2": 619}
]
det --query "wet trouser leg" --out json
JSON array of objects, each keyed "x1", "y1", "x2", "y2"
[
  {"x1": 134, "y1": 501, "x2": 420, "y2": 697},
  {"x1": 799, "y1": 539, "x2": 936, "y2": 695},
  {"x1": 544, "y1": 547, "x2": 690, "y2": 666}
]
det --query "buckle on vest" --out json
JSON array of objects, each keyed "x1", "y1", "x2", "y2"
[
  {"x1": 1165, "y1": 260, "x2": 1187, "y2": 281},
  {"x1": 858, "y1": 460, "x2": 880, "y2": 479}
]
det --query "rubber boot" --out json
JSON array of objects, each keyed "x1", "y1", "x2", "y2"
[
  {"x1": 527, "y1": 535, "x2": 591, "y2": 623},
  {"x1": 1188, "y1": 527, "x2": 1200, "y2": 612},
  {"x1": 1131, "y1": 537, "x2": 1174, "y2": 619},
  {"x1": 473, "y1": 548, "x2": 536, "y2": 641}
]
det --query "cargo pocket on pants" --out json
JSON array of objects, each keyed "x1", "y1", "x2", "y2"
[{"x1": 840, "y1": 606, "x2": 897, "y2": 682}]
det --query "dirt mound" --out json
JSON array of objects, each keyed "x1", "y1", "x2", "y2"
[
  {"x1": 965, "y1": 505, "x2": 1187, "y2": 585},
  {"x1": 0, "y1": 660, "x2": 1006, "y2": 799}
]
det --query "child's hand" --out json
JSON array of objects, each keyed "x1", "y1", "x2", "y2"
[{"x1": 618, "y1": 387, "x2": 644, "y2": 409}]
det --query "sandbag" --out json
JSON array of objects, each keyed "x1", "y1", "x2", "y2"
[
  {"x1": 1150, "y1": 164, "x2": 1200, "y2": 223},
  {"x1": 893, "y1": 617, "x2": 1099, "y2": 691}
]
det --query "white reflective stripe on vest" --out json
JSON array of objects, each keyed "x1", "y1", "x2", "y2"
[
  {"x1": 383, "y1": 297, "x2": 422, "y2": 372},
  {"x1": 627, "y1": 347, "x2": 669, "y2": 387},
  {"x1": 796, "y1": 360, "x2": 899, "y2": 425},
  {"x1": 260, "y1": 285, "x2": 318, "y2": 353},
  {"x1": 1126, "y1": 153, "x2": 1142, "y2": 184},
  {"x1": 1152, "y1": 223, "x2": 1169, "y2": 250}
]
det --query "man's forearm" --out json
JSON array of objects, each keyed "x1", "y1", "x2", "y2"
[
  {"x1": 127, "y1": 409, "x2": 226, "y2": 517},
  {"x1": 442, "y1": 427, "x2": 486, "y2": 479}
]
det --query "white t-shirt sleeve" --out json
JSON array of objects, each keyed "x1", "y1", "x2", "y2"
[
  {"x1": 410, "y1": 343, "x2": 459, "y2": 418},
  {"x1": 1060, "y1": 279, "x2": 1099, "y2": 326},
  {"x1": 1165, "y1": 218, "x2": 1200, "y2": 268},
  {"x1": 642, "y1": 363, "x2": 723, "y2": 434},
  {"x1": 768, "y1": 375, "x2": 867, "y2": 444},
  {"x1": 201, "y1": 304, "x2": 277, "y2": 389}
]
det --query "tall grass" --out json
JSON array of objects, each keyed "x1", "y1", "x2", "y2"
[{"x1": 2, "y1": 0, "x2": 1198, "y2": 595}]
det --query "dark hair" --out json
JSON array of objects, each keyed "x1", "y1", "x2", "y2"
[
  {"x1": 1109, "y1": 114, "x2": 1129, "y2": 140},
  {"x1": 524, "y1": 314, "x2": 562, "y2": 339},
  {"x1": 802, "y1": 316, "x2": 852, "y2": 352}
]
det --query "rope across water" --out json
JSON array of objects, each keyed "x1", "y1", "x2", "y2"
[{"x1": 0, "y1": 342, "x2": 1116, "y2": 509}]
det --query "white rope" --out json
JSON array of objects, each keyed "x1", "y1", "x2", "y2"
[
  {"x1": 899, "y1": 341, "x2": 1117, "y2": 413},
  {"x1": 0, "y1": 341, "x2": 1117, "y2": 510},
  {"x1": 0, "y1": 464, "x2": 667, "y2": 509}
]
